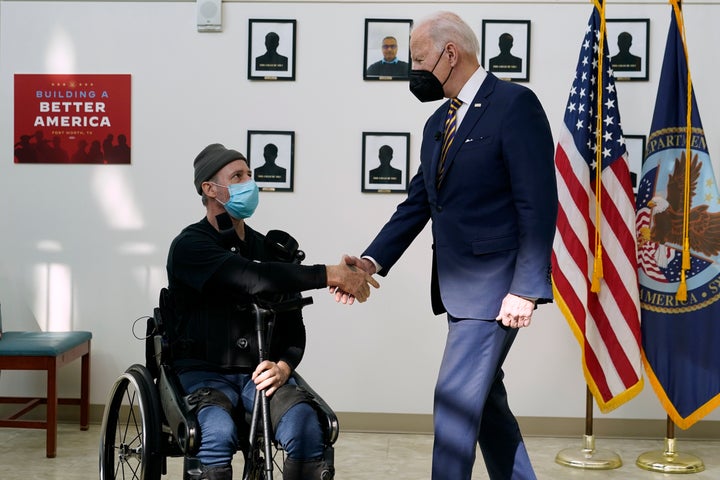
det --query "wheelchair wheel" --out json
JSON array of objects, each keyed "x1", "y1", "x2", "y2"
[
  {"x1": 242, "y1": 436, "x2": 284, "y2": 480},
  {"x1": 100, "y1": 364, "x2": 163, "y2": 480},
  {"x1": 241, "y1": 443, "x2": 266, "y2": 480}
]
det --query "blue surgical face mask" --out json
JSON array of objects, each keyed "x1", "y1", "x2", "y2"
[{"x1": 213, "y1": 179, "x2": 259, "y2": 219}]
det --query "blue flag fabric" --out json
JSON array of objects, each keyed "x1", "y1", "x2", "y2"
[{"x1": 636, "y1": 5, "x2": 720, "y2": 429}]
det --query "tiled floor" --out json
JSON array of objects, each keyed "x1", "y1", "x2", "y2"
[{"x1": 0, "y1": 424, "x2": 718, "y2": 479}]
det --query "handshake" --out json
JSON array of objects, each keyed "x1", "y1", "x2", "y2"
[{"x1": 326, "y1": 255, "x2": 379, "y2": 304}]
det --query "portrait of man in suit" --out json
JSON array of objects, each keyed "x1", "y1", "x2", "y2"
[
  {"x1": 363, "y1": 19, "x2": 412, "y2": 81},
  {"x1": 365, "y1": 36, "x2": 410, "y2": 78}
]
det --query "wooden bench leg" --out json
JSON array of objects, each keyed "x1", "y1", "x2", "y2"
[
  {"x1": 80, "y1": 348, "x2": 90, "y2": 430},
  {"x1": 47, "y1": 359, "x2": 58, "y2": 458}
]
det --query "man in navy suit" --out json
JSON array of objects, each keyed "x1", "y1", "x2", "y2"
[{"x1": 341, "y1": 11, "x2": 557, "y2": 480}]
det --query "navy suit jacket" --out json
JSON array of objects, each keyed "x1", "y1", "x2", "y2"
[{"x1": 363, "y1": 73, "x2": 558, "y2": 319}]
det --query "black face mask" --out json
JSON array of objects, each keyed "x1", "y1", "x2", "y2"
[{"x1": 409, "y1": 48, "x2": 453, "y2": 102}]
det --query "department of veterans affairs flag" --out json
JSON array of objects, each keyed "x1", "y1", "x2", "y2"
[
  {"x1": 635, "y1": 2, "x2": 720, "y2": 429},
  {"x1": 552, "y1": 1, "x2": 643, "y2": 413}
]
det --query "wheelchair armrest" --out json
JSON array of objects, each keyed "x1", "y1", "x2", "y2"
[
  {"x1": 292, "y1": 371, "x2": 339, "y2": 445},
  {"x1": 158, "y1": 364, "x2": 201, "y2": 456}
]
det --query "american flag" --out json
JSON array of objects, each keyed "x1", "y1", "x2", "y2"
[{"x1": 551, "y1": 4, "x2": 643, "y2": 412}]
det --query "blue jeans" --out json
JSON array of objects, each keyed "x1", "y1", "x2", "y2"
[{"x1": 179, "y1": 370, "x2": 324, "y2": 467}]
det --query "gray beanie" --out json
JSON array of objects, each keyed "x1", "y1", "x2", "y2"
[{"x1": 193, "y1": 143, "x2": 247, "y2": 194}]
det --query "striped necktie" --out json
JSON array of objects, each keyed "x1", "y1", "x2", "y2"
[{"x1": 437, "y1": 97, "x2": 462, "y2": 188}]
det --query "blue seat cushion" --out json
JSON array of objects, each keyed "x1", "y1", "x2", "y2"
[{"x1": 0, "y1": 331, "x2": 92, "y2": 357}]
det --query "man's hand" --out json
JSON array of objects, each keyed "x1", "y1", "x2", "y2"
[
  {"x1": 326, "y1": 255, "x2": 379, "y2": 303},
  {"x1": 495, "y1": 293, "x2": 535, "y2": 328},
  {"x1": 345, "y1": 256, "x2": 377, "y2": 275},
  {"x1": 329, "y1": 256, "x2": 377, "y2": 304},
  {"x1": 252, "y1": 360, "x2": 291, "y2": 397}
]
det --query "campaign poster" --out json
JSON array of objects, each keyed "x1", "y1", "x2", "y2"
[{"x1": 14, "y1": 74, "x2": 131, "y2": 164}]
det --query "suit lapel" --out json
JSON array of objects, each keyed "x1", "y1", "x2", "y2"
[{"x1": 438, "y1": 74, "x2": 498, "y2": 187}]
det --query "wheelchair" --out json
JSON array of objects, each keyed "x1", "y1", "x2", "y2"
[{"x1": 98, "y1": 289, "x2": 339, "y2": 480}]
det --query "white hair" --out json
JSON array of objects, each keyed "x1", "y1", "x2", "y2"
[{"x1": 415, "y1": 11, "x2": 480, "y2": 57}]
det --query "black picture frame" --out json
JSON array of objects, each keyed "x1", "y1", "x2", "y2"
[
  {"x1": 248, "y1": 19, "x2": 296, "y2": 81},
  {"x1": 481, "y1": 20, "x2": 531, "y2": 82},
  {"x1": 624, "y1": 134, "x2": 646, "y2": 195},
  {"x1": 362, "y1": 132, "x2": 410, "y2": 193},
  {"x1": 247, "y1": 130, "x2": 294, "y2": 192},
  {"x1": 606, "y1": 19, "x2": 650, "y2": 81},
  {"x1": 363, "y1": 19, "x2": 412, "y2": 81}
]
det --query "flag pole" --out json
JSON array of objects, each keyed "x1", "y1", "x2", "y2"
[
  {"x1": 555, "y1": 386, "x2": 622, "y2": 469},
  {"x1": 636, "y1": 415, "x2": 704, "y2": 473}
]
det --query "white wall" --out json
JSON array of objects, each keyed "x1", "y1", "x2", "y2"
[{"x1": 1, "y1": 0, "x2": 719, "y2": 424}]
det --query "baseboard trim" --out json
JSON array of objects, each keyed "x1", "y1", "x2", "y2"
[
  {"x1": 25, "y1": 405, "x2": 720, "y2": 441},
  {"x1": 334, "y1": 412, "x2": 720, "y2": 440}
]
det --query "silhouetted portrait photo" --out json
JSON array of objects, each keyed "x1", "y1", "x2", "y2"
[
  {"x1": 482, "y1": 20, "x2": 531, "y2": 82},
  {"x1": 247, "y1": 130, "x2": 294, "y2": 191},
  {"x1": 363, "y1": 19, "x2": 412, "y2": 81},
  {"x1": 607, "y1": 19, "x2": 649, "y2": 81},
  {"x1": 489, "y1": 33, "x2": 522, "y2": 73},
  {"x1": 255, "y1": 32, "x2": 288, "y2": 71},
  {"x1": 362, "y1": 132, "x2": 409, "y2": 193},
  {"x1": 254, "y1": 143, "x2": 287, "y2": 183},
  {"x1": 612, "y1": 32, "x2": 641, "y2": 71},
  {"x1": 248, "y1": 19, "x2": 296, "y2": 80},
  {"x1": 368, "y1": 145, "x2": 402, "y2": 184}
]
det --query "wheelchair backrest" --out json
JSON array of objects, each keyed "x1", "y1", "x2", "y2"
[{"x1": 145, "y1": 287, "x2": 174, "y2": 380}]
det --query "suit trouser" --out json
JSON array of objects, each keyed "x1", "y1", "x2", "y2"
[{"x1": 431, "y1": 316, "x2": 536, "y2": 480}]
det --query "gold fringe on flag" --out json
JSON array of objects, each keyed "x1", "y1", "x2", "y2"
[
  {"x1": 670, "y1": 0, "x2": 693, "y2": 301},
  {"x1": 591, "y1": 0, "x2": 607, "y2": 293}
]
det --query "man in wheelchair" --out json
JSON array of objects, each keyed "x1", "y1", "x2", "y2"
[{"x1": 164, "y1": 143, "x2": 379, "y2": 479}]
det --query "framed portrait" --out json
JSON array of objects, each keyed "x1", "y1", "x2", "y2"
[
  {"x1": 624, "y1": 134, "x2": 647, "y2": 195},
  {"x1": 248, "y1": 19, "x2": 296, "y2": 81},
  {"x1": 606, "y1": 19, "x2": 650, "y2": 81},
  {"x1": 481, "y1": 20, "x2": 531, "y2": 82},
  {"x1": 247, "y1": 130, "x2": 294, "y2": 192},
  {"x1": 363, "y1": 19, "x2": 412, "y2": 81},
  {"x1": 362, "y1": 132, "x2": 410, "y2": 193}
]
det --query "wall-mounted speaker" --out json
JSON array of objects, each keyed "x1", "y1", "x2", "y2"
[{"x1": 197, "y1": 0, "x2": 222, "y2": 32}]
